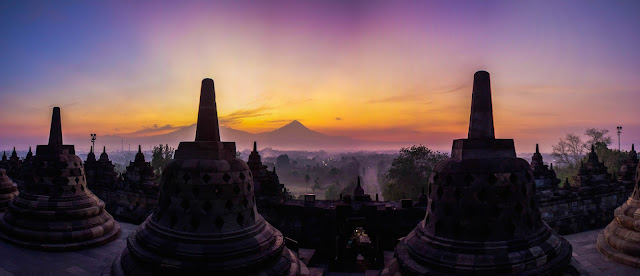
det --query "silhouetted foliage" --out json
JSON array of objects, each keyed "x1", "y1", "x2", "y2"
[
  {"x1": 552, "y1": 128, "x2": 623, "y2": 185},
  {"x1": 151, "y1": 144, "x2": 174, "y2": 175},
  {"x1": 276, "y1": 154, "x2": 291, "y2": 172},
  {"x1": 381, "y1": 145, "x2": 447, "y2": 201},
  {"x1": 324, "y1": 182, "x2": 341, "y2": 200}
]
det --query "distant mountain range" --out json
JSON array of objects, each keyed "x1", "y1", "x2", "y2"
[{"x1": 95, "y1": 120, "x2": 407, "y2": 152}]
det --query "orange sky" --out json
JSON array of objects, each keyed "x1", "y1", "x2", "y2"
[{"x1": 1, "y1": 1, "x2": 639, "y2": 152}]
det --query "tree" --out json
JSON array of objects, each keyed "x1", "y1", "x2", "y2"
[
  {"x1": 584, "y1": 128, "x2": 612, "y2": 149},
  {"x1": 551, "y1": 133, "x2": 585, "y2": 168},
  {"x1": 551, "y1": 128, "x2": 619, "y2": 185},
  {"x1": 381, "y1": 145, "x2": 448, "y2": 201},
  {"x1": 324, "y1": 182, "x2": 340, "y2": 200},
  {"x1": 276, "y1": 154, "x2": 291, "y2": 172},
  {"x1": 151, "y1": 144, "x2": 174, "y2": 176}
]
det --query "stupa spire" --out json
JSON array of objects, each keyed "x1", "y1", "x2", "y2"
[
  {"x1": 195, "y1": 78, "x2": 220, "y2": 142},
  {"x1": 134, "y1": 145, "x2": 145, "y2": 163},
  {"x1": 253, "y1": 141, "x2": 257, "y2": 152},
  {"x1": 48, "y1": 107, "x2": 63, "y2": 145},
  {"x1": 468, "y1": 71, "x2": 495, "y2": 139},
  {"x1": 536, "y1": 144, "x2": 540, "y2": 154}
]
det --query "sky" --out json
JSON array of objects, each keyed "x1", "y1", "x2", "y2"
[{"x1": 1, "y1": 0, "x2": 639, "y2": 153}]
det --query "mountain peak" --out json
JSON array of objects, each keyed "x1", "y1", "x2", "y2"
[
  {"x1": 286, "y1": 120, "x2": 305, "y2": 128},
  {"x1": 270, "y1": 120, "x2": 317, "y2": 135}
]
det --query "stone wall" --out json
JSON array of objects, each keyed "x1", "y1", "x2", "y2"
[
  {"x1": 258, "y1": 182, "x2": 633, "y2": 258},
  {"x1": 536, "y1": 186, "x2": 631, "y2": 235},
  {"x1": 92, "y1": 185, "x2": 159, "y2": 224}
]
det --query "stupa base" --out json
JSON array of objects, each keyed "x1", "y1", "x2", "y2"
[
  {"x1": 0, "y1": 216, "x2": 120, "y2": 251},
  {"x1": 597, "y1": 230, "x2": 640, "y2": 268}
]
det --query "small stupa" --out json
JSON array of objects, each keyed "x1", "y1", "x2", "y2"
[
  {"x1": 530, "y1": 144, "x2": 560, "y2": 190},
  {"x1": 618, "y1": 144, "x2": 638, "y2": 187},
  {"x1": 85, "y1": 146, "x2": 118, "y2": 192}
]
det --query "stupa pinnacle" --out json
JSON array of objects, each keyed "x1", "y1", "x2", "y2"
[
  {"x1": 111, "y1": 79, "x2": 307, "y2": 275},
  {"x1": 195, "y1": 78, "x2": 221, "y2": 142},
  {"x1": 468, "y1": 71, "x2": 494, "y2": 139}
]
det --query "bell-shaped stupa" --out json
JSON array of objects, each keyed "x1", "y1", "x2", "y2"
[
  {"x1": 382, "y1": 71, "x2": 572, "y2": 275},
  {"x1": 0, "y1": 107, "x2": 120, "y2": 250},
  {"x1": 597, "y1": 161, "x2": 640, "y2": 268},
  {"x1": 110, "y1": 79, "x2": 307, "y2": 275},
  {"x1": 0, "y1": 169, "x2": 18, "y2": 211}
]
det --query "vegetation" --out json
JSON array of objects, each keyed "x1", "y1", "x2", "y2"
[
  {"x1": 552, "y1": 128, "x2": 626, "y2": 184},
  {"x1": 324, "y1": 182, "x2": 341, "y2": 200},
  {"x1": 151, "y1": 144, "x2": 174, "y2": 175},
  {"x1": 380, "y1": 145, "x2": 447, "y2": 201}
]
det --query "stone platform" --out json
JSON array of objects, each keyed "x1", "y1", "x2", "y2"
[
  {"x1": 0, "y1": 223, "x2": 638, "y2": 275},
  {"x1": 0, "y1": 221, "x2": 136, "y2": 276},
  {"x1": 564, "y1": 228, "x2": 640, "y2": 275}
]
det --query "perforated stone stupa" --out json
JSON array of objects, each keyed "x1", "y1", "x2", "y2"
[
  {"x1": 382, "y1": 71, "x2": 572, "y2": 275},
  {"x1": 0, "y1": 107, "x2": 120, "y2": 250},
  {"x1": 110, "y1": 79, "x2": 307, "y2": 275},
  {"x1": 596, "y1": 161, "x2": 640, "y2": 268},
  {"x1": 0, "y1": 169, "x2": 18, "y2": 211}
]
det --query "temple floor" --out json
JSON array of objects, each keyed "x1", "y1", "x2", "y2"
[
  {"x1": 564, "y1": 228, "x2": 640, "y2": 276},
  {"x1": 0, "y1": 221, "x2": 638, "y2": 276}
]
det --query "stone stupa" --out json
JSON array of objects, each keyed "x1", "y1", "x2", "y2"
[
  {"x1": 596, "y1": 161, "x2": 640, "y2": 268},
  {"x1": 110, "y1": 79, "x2": 307, "y2": 275},
  {"x1": 382, "y1": 71, "x2": 572, "y2": 275},
  {"x1": 531, "y1": 144, "x2": 560, "y2": 190},
  {"x1": 0, "y1": 169, "x2": 18, "y2": 211},
  {"x1": 618, "y1": 144, "x2": 638, "y2": 188},
  {"x1": 0, "y1": 107, "x2": 120, "y2": 250},
  {"x1": 85, "y1": 146, "x2": 118, "y2": 192}
]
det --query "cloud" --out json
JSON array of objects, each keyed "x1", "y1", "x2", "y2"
[
  {"x1": 367, "y1": 94, "x2": 420, "y2": 103},
  {"x1": 122, "y1": 124, "x2": 185, "y2": 136},
  {"x1": 219, "y1": 106, "x2": 271, "y2": 125},
  {"x1": 47, "y1": 102, "x2": 79, "y2": 109},
  {"x1": 335, "y1": 117, "x2": 342, "y2": 120},
  {"x1": 266, "y1": 119, "x2": 299, "y2": 123},
  {"x1": 366, "y1": 84, "x2": 468, "y2": 103},
  {"x1": 439, "y1": 84, "x2": 468, "y2": 94}
]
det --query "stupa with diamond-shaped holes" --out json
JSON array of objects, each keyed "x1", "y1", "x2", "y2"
[
  {"x1": 110, "y1": 79, "x2": 307, "y2": 275},
  {"x1": 0, "y1": 107, "x2": 120, "y2": 250},
  {"x1": 381, "y1": 71, "x2": 572, "y2": 275}
]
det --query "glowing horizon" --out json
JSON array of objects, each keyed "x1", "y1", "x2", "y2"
[{"x1": 1, "y1": 0, "x2": 639, "y2": 153}]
